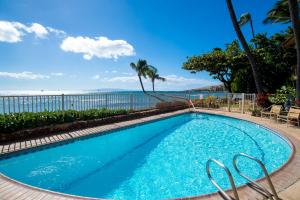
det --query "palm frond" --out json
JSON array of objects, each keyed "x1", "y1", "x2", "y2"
[
  {"x1": 130, "y1": 62, "x2": 137, "y2": 71},
  {"x1": 157, "y1": 76, "x2": 166, "y2": 82},
  {"x1": 239, "y1": 13, "x2": 251, "y2": 26},
  {"x1": 263, "y1": 0, "x2": 300, "y2": 24}
]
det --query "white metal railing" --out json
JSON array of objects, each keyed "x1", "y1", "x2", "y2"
[
  {"x1": 0, "y1": 92, "x2": 256, "y2": 114},
  {"x1": 0, "y1": 92, "x2": 191, "y2": 114},
  {"x1": 189, "y1": 93, "x2": 256, "y2": 114}
]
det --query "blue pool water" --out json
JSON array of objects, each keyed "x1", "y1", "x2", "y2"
[{"x1": 0, "y1": 113, "x2": 291, "y2": 199}]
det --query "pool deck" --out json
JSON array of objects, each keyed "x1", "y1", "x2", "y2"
[{"x1": 0, "y1": 108, "x2": 299, "y2": 200}]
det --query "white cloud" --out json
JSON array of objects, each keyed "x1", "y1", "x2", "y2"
[
  {"x1": 0, "y1": 20, "x2": 65, "y2": 43},
  {"x1": 51, "y1": 72, "x2": 63, "y2": 76},
  {"x1": 111, "y1": 70, "x2": 118, "y2": 73},
  {"x1": 100, "y1": 74, "x2": 218, "y2": 88},
  {"x1": 92, "y1": 74, "x2": 100, "y2": 80},
  {"x1": 0, "y1": 71, "x2": 50, "y2": 79},
  {"x1": 60, "y1": 36, "x2": 135, "y2": 60},
  {"x1": 122, "y1": 72, "x2": 133, "y2": 75},
  {"x1": 0, "y1": 21, "x2": 23, "y2": 43},
  {"x1": 163, "y1": 75, "x2": 218, "y2": 86},
  {"x1": 47, "y1": 27, "x2": 66, "y2": 36},
  {"x1": 26, "y1": 23, "x2": 48, "y2": 38},
  {"x1": 105, "y1": 75, "x2": 139, "y2": 83},
  {"x1": 69, "y1": 74, "x2": 78, "y2": 78}
]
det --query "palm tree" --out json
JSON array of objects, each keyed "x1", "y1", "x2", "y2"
[
  {"x1": 239, "y1": 13, "x2": 255, "y2": 39},
  {"x1": 130, "y1": 59, "x2": 149, "y2": 93},
  {"x1": 146, "y1": 66, "x2": 166, "y2": 92},
  {"x1": 130, "y1": 59, "x2": 165, "y2": 101},
  {"x1": 264, "y1": 0, "x2": 299, "y2": 24},
  {"x1": 287, "y1": 0, "x2": 300, "y2": 105},
  {"x1": 226, "y1": 0, "x2": 264, "y2": 94}
]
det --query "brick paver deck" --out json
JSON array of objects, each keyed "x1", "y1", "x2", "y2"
[{"x1": 0, "y1": 108, "x2": 300, "y2": 200}]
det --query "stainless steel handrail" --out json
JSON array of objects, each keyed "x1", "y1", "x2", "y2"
[
  {"x1": 206, "y1": 159, "x2": 240, "y2": 200},
  {"x1": 157, "y1": 93, "x2": 196, "y2": 111},
  {"x1": 233, "y1": 153, "x2": 279, "y2": 200}
]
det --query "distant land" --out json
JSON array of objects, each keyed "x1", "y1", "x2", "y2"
[{"x1": 190, "y1": 84, "x2": 226, "y2": 92}]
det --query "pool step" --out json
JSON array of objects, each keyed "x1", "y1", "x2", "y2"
[{"x1": 206, "y1": 153, "x2": 280, "y2": 200}]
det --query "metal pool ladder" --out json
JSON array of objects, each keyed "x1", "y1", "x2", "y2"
[
  {"x1": 206, "y1": 159, "x2": 240, "y2": 200},
  {"x1": 206, "y1": 153, "x2": 280, "y2": 200}
]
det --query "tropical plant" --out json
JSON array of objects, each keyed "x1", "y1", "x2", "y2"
[
  {"x1": 225, "y1": 0, "x2": 264, "y2": 94},
  {"x1": 256, "y1": 93, "x2": 272, "y2": 108},
  {"x1": 268, "y1": 86, "x2": 296, "y2": 105},
  {"x1": 205, "y1": 96, "x2": 217, "y2": 107},
  {"x1": 130, "y1": 59, "x2": 150, "y2": 93},
  {"x1": 0, "y1": 109, "x2": 128, "y2": 133},
  {"x1": 264, "y1": 0, "x2": 300, "y2": 24},
  {"x1": 130, "y1": 59, "x2": 166, "y2": 102},
  {"x1": 183, "y1": 32, "x2": 296, "y2": 93},
  {"x1": 239, "y1": 12, "x2": 255, "y2": 39},
  {"x1": 287, "y1": 0, "x2": 300, "y2": 105},
  {"x1": 146, "y1": 66, "x2": 166, "y2": 92}
]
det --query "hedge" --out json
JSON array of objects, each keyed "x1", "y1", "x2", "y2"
[{"x1": 0, "y1": 109, "x2": 128, "y2": 133}]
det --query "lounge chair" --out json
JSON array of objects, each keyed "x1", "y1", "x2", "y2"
[
  {"x1": 277, "y1": 107, "x2": 300, "y2": 126},
  {"x1": 261, "y1": 105, "x2": 282, "y2": 119}
]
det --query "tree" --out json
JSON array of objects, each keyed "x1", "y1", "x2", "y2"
[
  {"x1": 239, "y1": 12, "x2": 255, "y2": 39},
  {"x1": 183, "y1": 41, "x2": 247, "y2": 92},
  {"x1": 183, "y1": 32, "x2": 296, "y2": 93},
  {"x1": 146, "y1": 66, "x2": 166, "y2": 92},
  {"x1": 264, "y1": 0, "x2": 300, "y2": 24},
  {"x1": 287, "y1": 0, "x2": 300, "y2": 105},
  {"x1": 231, "y1": 33, "x2": 295, "y2": 93},
  {"x1": 130, "y1": 59, "x2": 165, "y2": 102},
  {"x1": 130, "y1": 59, "x2": 149, "y2": 93},
  {"x1": 226, "y1": 0, "x2": 264, "y2": 93}
]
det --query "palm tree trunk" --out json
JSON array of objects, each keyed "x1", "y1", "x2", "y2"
[
  {"x1": 249, "y1": 17, "x2": 257, "y2": 48},
  {"x1": 138, "y1": 75, "x2": 165, "y2": 101},
  {"x1": 138, "y1": 75, "x2": 146, "y2": 93},
  {"x1": 152, "y1": 79, "x2": 155, "y2": 92},
  {"x1": 226, "y1": 0, "x2": 264, "y2": 94},
  {"x1": 288, "y1": 0, "x2": 300, "y2": 105},
  {"x1": 249, "y1": 17, "x2": 255, "y2": 38}
]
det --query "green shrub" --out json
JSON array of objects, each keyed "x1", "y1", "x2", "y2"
[
  {"x1": 0, "y1": 109, "x2": 128, "y2": 133},
  {"x1": 251, "y1": 108, "x2": 262, "y2": 117},
  {"x1": 268, "y1": 86, "x2": 296, "y2": 105},
  {"x1": 205, "y1": 96, "x2": 217, "y2": 106}
]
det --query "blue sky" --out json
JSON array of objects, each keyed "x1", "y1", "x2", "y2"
[{"x1": 0, "y1": 0, "x2": 287, "y2": 91}]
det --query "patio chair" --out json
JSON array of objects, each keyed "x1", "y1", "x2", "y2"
[
  {"x1": 277, "y1": 107, "x2": 300, "y2": 126},
  {"x1": 261, "y1": 105, "x2": 282, "y2": 119}
]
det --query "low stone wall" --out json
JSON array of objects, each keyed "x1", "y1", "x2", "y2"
[{"x1": 0, "y1": 105, "x2": 188, "y2": 144}]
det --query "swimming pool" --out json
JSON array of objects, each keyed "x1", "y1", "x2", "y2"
[{"x1": 0, "y1": 113, "x2": 292, "y2": 199}]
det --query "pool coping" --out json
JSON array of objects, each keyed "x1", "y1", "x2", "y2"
[{"x1": 0, "y1": 108, "x2": 299, "y2": 200}]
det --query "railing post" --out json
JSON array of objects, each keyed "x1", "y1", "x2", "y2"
[
  {"x1": 61, "y1": 94, "x2": 65, "y2": 112},
  {"x1": 105, "y1": 94, "x2": 108, "y2": 109},
  {"x1": 130, "y1": 94, "x2": 133, "y2": 110},
  {"x1": 227, "y1": 93, "x2": 231, "y2": 112},
  {"x1": 148, "y1": 95, "x2": 151, "y2": 109},
  {"x1": 2, "y1": 97, "x2": 5, "y2": 114},
  {"x1": 241, "y1": 93, "x2": 245, "y2": 114},
  {"x1": 253, "y1": 93, "x2": 256, "y2": 111},
  {"x1": 7, "y1": 97, "x2": 10, "y2": 114}
]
